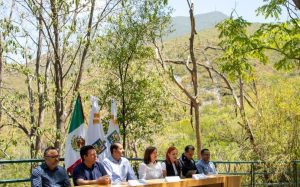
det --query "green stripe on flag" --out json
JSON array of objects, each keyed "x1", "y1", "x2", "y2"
[{"x1": 68, "y1": 95, "x2": 85, "y2": 133}]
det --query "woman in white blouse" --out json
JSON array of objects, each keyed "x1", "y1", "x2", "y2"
[{"x1": 138, "y1": 146, "x2": 163, "y2": 180}]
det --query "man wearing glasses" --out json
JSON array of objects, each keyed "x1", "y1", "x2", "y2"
[{"x1": 31, "y1": 146, "x2": 70, "y2": 187}]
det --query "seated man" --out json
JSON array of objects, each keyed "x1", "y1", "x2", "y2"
[
  {"x1": 31, "y1": 146, "x2": 70, "y2": 187},
  {"x1": 196, "y1": 149, "x2": 217, "y2": 175},
  {"x1": 102, "y1": 143, "x2": 137, "y2": 184},
  {"x1": 72, "y1": 145, "x2": 111, "y2": 186},
  {"x1": 179, "y1": 145, "x2": 198, "y2": 178}
]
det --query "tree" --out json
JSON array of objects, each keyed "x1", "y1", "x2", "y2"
[
  {"x1": 200, "y1": 2, "x2": 297, "y2": 158},
  {"x1": 153, "y1": 0, "x2": 203, "y2": 158},
  {"x1": 213, "y1": 16, "x2": 269, "y2": 157},
  {"x1": 0, "y1": 0, "x2": 16, "y2": 123},
  {"x1": 0, "y1": 0, "x2": 122, "y2": 157},
  {"x1": 93, "y1": 0, "x2": 171, "y2": 156},
  {"x1": 255, "y1": 0, "x2": 299, "y2": 69}
]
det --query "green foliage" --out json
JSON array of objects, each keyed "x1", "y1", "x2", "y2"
[
  {"x1": 253, "y1": 76, "x2": 300, "y2": 162},
  {"x1": 216, "y1": 17, "x2": 268, "y2": 80},
  {"x1": 217, "y1": 0, "x2": 300, "y2": 72},
  {"x1": 91, "y1": 0, "x2": 172, "y2": 155},
  {"x1": 254, "y1": 0, "x2": 300, "y2": 70},
  {"x1": 0, "y1": 0, "x2": 300, "y2": 185},
  {"x1": 253, "y1": 21, "x2": 300, "y2": 69},
  {"x1": 256, "y1": 0, "x2": 287, "y2": 20},
  {"x1": 248, "y1": 75, "x2": 300, "y2": 181}
]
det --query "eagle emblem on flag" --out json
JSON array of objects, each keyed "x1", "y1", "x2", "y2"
[{"x1": 71, "y1": 135, "x2": 86, "y2": 151}]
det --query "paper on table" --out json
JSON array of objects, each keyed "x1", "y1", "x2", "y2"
[
  {"x1": 192, "y1": 174, "x2": 208, "y2": 180},
  {"x1": 128, "y1": 179, "x2": 147, "y2": 186},
  {"x1": 165, "y1": 176, "x2": 182, "y2": 182}
]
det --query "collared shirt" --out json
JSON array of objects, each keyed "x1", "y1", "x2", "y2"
[
  {"x1": 138, "y1": 162, "x2": 163, "y2": 180},
  {"x1": 30, "y1": 163, "x2": 70, "y2": 187},
  {"x1": 196, "y1": 160, "x2": 217, "y2": 175},
  {"x1": 179, "y1": 153, "x2": 198, "y2": 178},
  {"x1": 72, "y1": 162, "x2": 107, "y2": 186},
  {"x1": 102, "y1": 156, "x2": 137, "y2": 184}
]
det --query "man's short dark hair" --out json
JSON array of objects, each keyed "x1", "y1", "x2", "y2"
[
  {"x1": 184, "y1": 145, "x2": 195, "y2": 152},
  {"x1": 201, "y1": 148, "x2": 209, "y2": 154},
  {"x1": 44, "y1": 146, "x2": 58, "y2": 157},
  {"x1": 110, "y1": 143, "x2": 121, "y2": 154},
  {"x1": 80, "y1": 145, "x2": 95, "y2": 160}
]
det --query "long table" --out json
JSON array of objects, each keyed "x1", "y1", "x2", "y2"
[{"x1": 83, "y1": 175, "x2": 241, "y2": 187}]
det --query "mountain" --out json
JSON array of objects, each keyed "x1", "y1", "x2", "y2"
[{"x1": 166, "y1": 11, "x2": 228, "y2": 39}]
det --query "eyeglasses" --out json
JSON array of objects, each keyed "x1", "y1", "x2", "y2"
[{"x1": 45, "y1": 155, "x2": 60, "y2": 159}]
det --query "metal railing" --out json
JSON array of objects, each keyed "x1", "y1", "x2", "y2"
[
  {"x1": 0, "y1": 158, "x2": 299, "y2": 186},
  {"x1": 212, "y1": 160, "x2": 300, "y2": 187}
]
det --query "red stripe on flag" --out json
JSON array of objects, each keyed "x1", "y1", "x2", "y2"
[{"x1": 67, "y1": 159, "x2": 82, "y2": 174}]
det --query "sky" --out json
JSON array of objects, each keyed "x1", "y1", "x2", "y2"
[{"x1": 168, "y1": 0, "x2": 290, "y2": 23}]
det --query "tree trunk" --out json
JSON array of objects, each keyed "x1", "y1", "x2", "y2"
[
  {"x1": 189, "y1": 2, "x2": 202, "y2": 159},
  {"x1": 132, "y1": 141, "x2": 138, "y2": 158},
  {"x1": 27, "y1": 74, "x2": 36, "y2": 158},
  {"x1": 293, "y1": 0, "x2": 300, "y2": 9},
  {"x1": 194, "y1": 102, "x2": 202, "y2": 159},
  {"x1": 35, "y1": 2, "x2": 44, "y2": 156},
  {"x1": 24, "y1": 43, "x2": 36, "y2": 158},
  {"x1": 121, "y1": 96, "x2": 127, "y2": 156},
  {"x1": 122, "y1": 126, "x2": 126, "y2": 156},
  {"x1": 0, "y1": 34, "x2": 3, "y2": 122},
  {"x1": 238, "y1": 76, "x2": 259, "y2": 156},
  {"x1": 50, "y1": 0, "x2": 64, "y2": 149},
  {"x1": 121, "y1": 90, "x2": 127, "y2": 153},
  {"x1": 74, "y1": 0, "x2": 95, "y2": 92}
]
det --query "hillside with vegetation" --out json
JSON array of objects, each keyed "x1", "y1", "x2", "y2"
[
  {"x1": 166, "y1": 11, "x2": 228, "y2": 39},
  {"x1": 2, "y1": 22, "x2": 299, "y2": 158},
  {"x1": 0, "y1": 0, "x2": 299, "y2": 186}
]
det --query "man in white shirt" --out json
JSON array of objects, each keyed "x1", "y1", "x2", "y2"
[{"x1": 102, "y1": 143, "x2": 137, "y2": 184}]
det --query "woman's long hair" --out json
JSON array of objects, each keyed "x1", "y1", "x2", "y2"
[
  {"x1": 166, "y1": 146, "x2": 178, "y2": 165},
  {"x1": 143, "y1": 146, "x2": 157, "y2": 164}
]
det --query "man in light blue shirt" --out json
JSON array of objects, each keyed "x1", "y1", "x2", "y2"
[
  {"x1": 196, "y1": 149, "x2": 217, "y2": 175},
  {"x1": 102, "y1": 143, "x2": 137, "y2": 184}
]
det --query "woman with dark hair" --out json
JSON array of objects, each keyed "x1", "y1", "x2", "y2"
[
  {"x1": 162, "y1": 146, "x2": 181, "y2": 177},
  {"x1": 138, "y1": 146, "x2": 163, "y2": 180}
]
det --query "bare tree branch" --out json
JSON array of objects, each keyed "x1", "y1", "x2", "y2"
[{"x1": 2, "y1": 106, "x2": 30, "y2": 137}]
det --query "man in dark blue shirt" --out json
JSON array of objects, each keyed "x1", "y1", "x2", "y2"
[
  {"x1": 31, "y1": 146, "x2": 70, "y2": 187},
  {"x1": 179, "y1": 145, "x2": 198, "y2": 178},
  {"x1": 72, "y1": 145, "x2": 110, "y2": 186}
]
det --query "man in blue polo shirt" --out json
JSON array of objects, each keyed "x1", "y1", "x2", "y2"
[
  {"x1": 72, "y1": 145, "x2": 111, "y2": 186},
  {"x1": 196, "y1": 148, "x2": 217, "y2": 175},
  {"x1": 31, "y1": 146, "x2": 70, "y2": 187}
]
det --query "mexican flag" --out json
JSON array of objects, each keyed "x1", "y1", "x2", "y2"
[
  {"x1": 86, "y1": 96, "x2": 107, "y2": 161},
  {"x1": 64, "y1": 95, "x2": 86, "y2": 174},
  {"x1": 105, "y1": 99, "x2": 121, "y2": 157}
]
